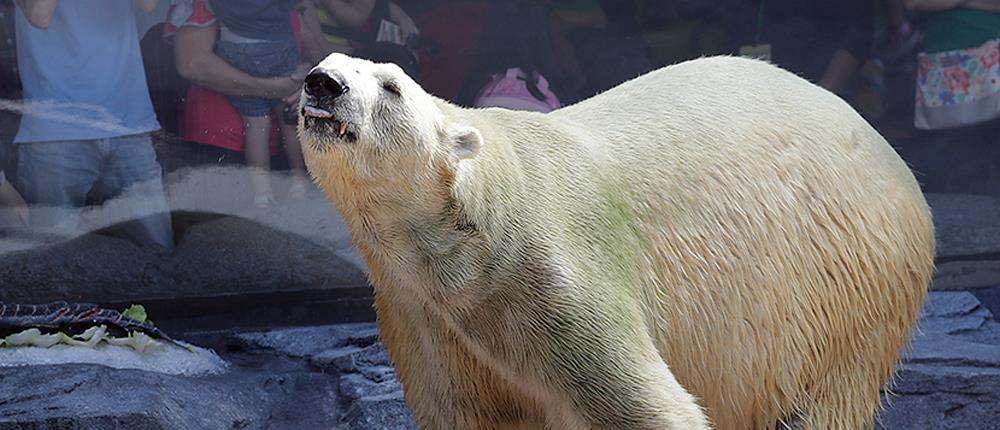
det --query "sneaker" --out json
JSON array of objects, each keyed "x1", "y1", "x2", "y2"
[
  {"x1": 253, "y1": 193, "x2": 276, "y2": 209},
  {"x1": 289, "y1": 179, "x2": 309, "y2": 200}
]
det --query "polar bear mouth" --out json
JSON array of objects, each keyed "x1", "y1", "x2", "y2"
[{"x1": 302, "y1": 105, "x2": 356, "y2": 142}]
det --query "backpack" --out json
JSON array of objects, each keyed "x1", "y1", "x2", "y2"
[{"x1": 473, "y1": 68, "x2": 562, "y2": 113}]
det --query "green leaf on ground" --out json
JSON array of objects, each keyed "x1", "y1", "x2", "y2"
[{"x1": 122, "y1": 304, "x2": 149, "y2": 324}]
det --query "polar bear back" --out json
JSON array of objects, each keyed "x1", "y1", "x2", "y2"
[{"x1": 552, "y1": 56, "x2": 913, "y2": 190}]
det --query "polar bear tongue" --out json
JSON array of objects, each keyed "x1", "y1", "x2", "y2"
[
  {"x1": 303, "y1": 106, "x2": 334, "y2": 119},
  {"x1": 302, "y1": 106, "x2": 333, "y2": 118},
  {"x1": 303, "y1": 106, "x2": 349, "y2": 137}
]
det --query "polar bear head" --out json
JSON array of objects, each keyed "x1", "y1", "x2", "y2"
[{"x1": 298, "y1": 53, "x2": 483, "y2": 184}]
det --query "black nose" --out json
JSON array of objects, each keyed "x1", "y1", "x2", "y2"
[{"x1": 304, "y1": 70, "x2": 348, "y2": 99}]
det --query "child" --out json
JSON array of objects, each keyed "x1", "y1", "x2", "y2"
[
  {"x1": 209, "y1": 0, "x2": 310, "y2": 207},
  {"x1": 455, "y1": 1, "x2": 567, "y2": 113}
]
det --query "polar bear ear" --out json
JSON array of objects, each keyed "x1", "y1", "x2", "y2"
[{"x1": 446, "y1": 124, "x2": 482, "y2": 160}]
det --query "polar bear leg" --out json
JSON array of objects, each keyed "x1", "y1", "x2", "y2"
[
  {"x1": 544, "y1": 338, "x2": 710, "y2": 430},
  {"x1": 571, "y1": 360, "x2": 709, "y2": 430},
  {"x1": 640, "y1": 360, "x2": 713, "y2": 430}
]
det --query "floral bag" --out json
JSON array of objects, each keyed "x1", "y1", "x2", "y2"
[{"x1": 915, "y1": 38, "x2": 1000, "y2": 130}]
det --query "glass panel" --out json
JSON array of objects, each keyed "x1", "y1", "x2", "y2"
[{"x1": 0, "y1": 1, "x2": 997, "y2": 428}]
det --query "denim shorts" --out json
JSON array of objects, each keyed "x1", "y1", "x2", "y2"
[
  {"x1": 16, "y1": 133, "x2": 174, "y2": 248},
  {"x1": 215, "y1": 38, "x2": 300, "y2": 117}
]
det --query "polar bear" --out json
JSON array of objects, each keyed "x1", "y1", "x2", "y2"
[{"x1": 298, "y1": 53, "x2": 935, "y2": 430}]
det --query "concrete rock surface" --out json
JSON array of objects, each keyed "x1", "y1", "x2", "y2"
[
  {"x1": 2, "y1": 292, "x2": 998, "y2": 429},
  {"x1": 878, "y1": 290, "x2": 1000, "y2": 429}
]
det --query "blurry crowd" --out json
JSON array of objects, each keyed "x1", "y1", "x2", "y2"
[{"x1": 0, "y1": 0, "x2": 998, "y2": 249}]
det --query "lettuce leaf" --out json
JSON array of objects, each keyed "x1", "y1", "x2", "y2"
[{"x1": 122, "y1": 304, "x2": 149, "y2": 324}]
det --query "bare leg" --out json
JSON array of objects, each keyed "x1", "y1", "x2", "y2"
[
  {"x1": 243, "y1": 114, "x2": 274, "y2": 207},
  {"x1": 277, "y1": 108, "x2": 310, "y2": 199}
]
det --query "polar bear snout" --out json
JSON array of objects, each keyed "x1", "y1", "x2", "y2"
[
  {"x1": 300, "y1": 68, "x2": 360, "y2": 144},
  {"x1": 304, "y1": 70, "x2": 348, "y2": 101}
]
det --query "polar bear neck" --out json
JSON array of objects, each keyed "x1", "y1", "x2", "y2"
[{"x1": 318, "y1": 138, "x2": 541, "y2": 310}]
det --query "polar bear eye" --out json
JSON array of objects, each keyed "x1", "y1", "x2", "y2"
[{"x1": 381, "y1": 81, "x2": 402, "y2": 96}]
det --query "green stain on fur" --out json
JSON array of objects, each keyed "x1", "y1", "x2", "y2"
[{"x1": 567, "y1": 175, "x2": 649, "y2": 308}]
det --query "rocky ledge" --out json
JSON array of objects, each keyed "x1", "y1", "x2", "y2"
[
  {"x1": 878, "y1": 290, "x2": 1000, "y2": 429},
  {"x1": 1, "y1": 290, "x2": 998, "y2": 429}
]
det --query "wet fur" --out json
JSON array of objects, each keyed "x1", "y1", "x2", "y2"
[{"x1": 300, "y1": 54, "x2": 934, "y2": 429}]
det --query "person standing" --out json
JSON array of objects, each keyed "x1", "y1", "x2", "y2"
[
  {"x1": 901, "y1": 0, "x2": 1000, "y2": 196},
  {"x1": 0, "y1": 1, "x2": 28, "y2": 226},
  {"x1": 14, "y1": 0, "x2": 174, "y2": 248},
  {"x1": 724, "y1": 0, "x2": 875, "y2": 95}
]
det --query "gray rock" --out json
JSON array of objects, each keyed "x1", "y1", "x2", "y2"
[
  {"x1": 879, "y1": 392, "x2": 1000, "y2": 430},
  {"x1": 0, "y1": 414, "x2": 163, "y2": 430},
  {"x1": 236, "y1": 323, "x2": 378, "y2": 360},
  {"x1": 211, "y1": 293, "x2": 1000, "y2": 430},
  {"x1": 907, "y1": 334, "x2": 1000, "y2": 368},
  {"x1": 309, "y1": 344, "x2": 392, "y2": 374},
  {"x1": 921, "y1": 291, "x2": 987, "y2": 318},
  {"x1": 918, "y1": 315, "x2": 989, "y2": 336},
  {"x1": 339, "y1": 373, "x2": 403, "y2": 402},
  {"x1": 341, "y1": 392, "x2": 416, "y2": 430},
  {"x1": 960, "y1": 320, "x2": 1000, "y2": 345},
  {"x1": 309, "y1": 346, "x2": 368, "y2": 372},
  {"x1": 237, "y1": 323, "x2": 415, "y2": 428},
  {"x1": 5, "y1": 291, "x2": 999, "y2": 430},
  {"x1": 236, "y1": 323, "x2": 395, "y2": 375},
  {"x1": 359, "y1": 365, "x2": 397, "y2": 383},
  {"x1": 880, "y1": 364, "x2": 1000, "y2": 429},
  {"x1": 916, "y1": 291, "x2": 994, "y2": 336},
  {"x1": 970, "y1": 286, "x2": 1000, "y2": 323},
  {"x1": 0, "y1": 363, "x2": 341, "y2": 430},
  {"x1": 881, "y1": 291, "x2": 1000, "y2": 429}
]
